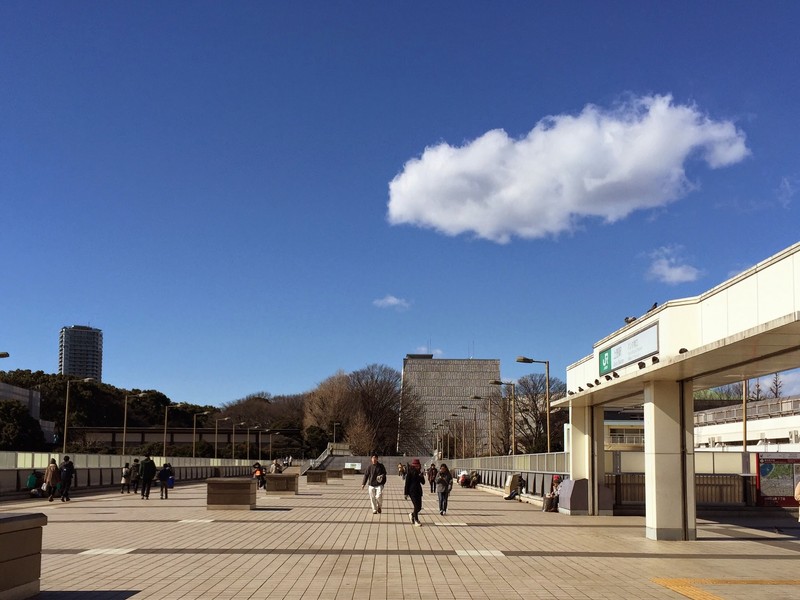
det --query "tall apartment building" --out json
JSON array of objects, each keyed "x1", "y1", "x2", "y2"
[
  {"x1": 59, "y1": 325, "x2": 103, "y2": 382},
  {"x1": 401, "y1": 354, "x2": 500, "y2": 456}
]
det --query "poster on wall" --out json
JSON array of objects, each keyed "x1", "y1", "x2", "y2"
[{"x1": 756, "y1": 453, "x2": 800, "y2": 507}]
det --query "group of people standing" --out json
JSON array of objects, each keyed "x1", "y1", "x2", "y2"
[
  {"x1": 42, "y1": 456, "x2": 75, "y2": 502},
  {"x1": 362, "y1": 455, "x2": 455, "y2": 526},
  {"x1": 120, "y1": 455, "x2": 173, "y2": 499}
]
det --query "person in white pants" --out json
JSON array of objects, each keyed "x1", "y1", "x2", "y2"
[{"x1": 361, "y1": 454, "x2": 388, "y2": 514}]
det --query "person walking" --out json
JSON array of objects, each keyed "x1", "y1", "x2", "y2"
[
  {"x1": 139, "y1": 454, "x2": 157, "y2": 499},
  {"x1": 268, "y1": 459, "x2": 283, "y2": 474},
  {"x1": 397, "y1": 462, "x2": 406, "y2": 480},
  {"x1": 435, "y1": 463, "x2": 453, "y2": 515},
  {"x1": 404, "y1": 458, "x2": 425, "y2": 526},
  {"x1": 427, "y1": 462, "x2": 437, "y2": 493},
  {"x1": 44, "y1": 458, "x2": 61, "y2": 502},
  {"x1": 121, "y1": 462, "x2": 131, "y2": 494},
  {"x1": 130, "y1": 459, "x2": 141, "y2": 494},
  {"x1": 157, "y1": 463, "x2": 172, "y2": 499},
  {"x1": 361, "y1": 454, "x2": 387, "y2": 514},
  {"x1": 59, "y1": 456, "x2": 75, "y2": 502}
]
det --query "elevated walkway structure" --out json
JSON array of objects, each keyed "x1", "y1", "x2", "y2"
[{"x1": 559, "y1": 241, "x2": 800, "y2": 540}]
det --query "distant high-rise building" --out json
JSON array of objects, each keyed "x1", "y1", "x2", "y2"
[
  {"x1": 401, "y1": 354, "x2": 500, "y2": 457},
  {"x1": 59, "y1": 325, "x2": 103, "y2": 382}
]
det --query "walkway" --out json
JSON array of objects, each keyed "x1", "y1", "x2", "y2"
[{"x1": 2, "y1": 474, "x2": 800, "y2": 599}]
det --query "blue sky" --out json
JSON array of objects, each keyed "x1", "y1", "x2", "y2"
[{"x1": 2, "y1": 2, "x2": 799, "y2": 406}]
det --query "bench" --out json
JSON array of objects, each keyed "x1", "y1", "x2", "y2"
[
  {"x1": 264, "y1": 473, "x2": 299, "y2": 494},
  {"x1": 326, "y1": 469, "x2": 344, "y2": 479},
  {"x1": 306, "y1": 470, "x2": 328, "y2": 484},
  {"x1": 206, "y1": 478, "x2": 256, "y2": 510},
  {"x1": 0, "y1": 513, "x2": 48, "y2": 600}
]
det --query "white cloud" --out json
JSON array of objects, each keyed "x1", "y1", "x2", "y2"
[
  {"x1": 373, "y1": 294, "x2": 410, "y2": 310},
  {"x1": 777, "y1": 176, "x2": 797, "y2": 208},
  {"x1": 646, "y1": 246, "x2": 701, "y2": 284},
  {"x1": 387, "y1": 94, "x2": 750, "y2": 243}
]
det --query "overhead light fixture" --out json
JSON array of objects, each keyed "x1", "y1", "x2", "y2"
[
  {"x1": 652, "y1": 356, "x2": 660, "y2": 364},
  {"x1": 679, "y1": 347, "x2": 688, "y2": 354},
  {"x1": 638, "y1": 362, "x2": 646, "y2": 369}
]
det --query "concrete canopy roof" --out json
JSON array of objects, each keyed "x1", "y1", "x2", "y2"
[{"x1": 555, "y1": 311, "x2": 800, "y2": 410}]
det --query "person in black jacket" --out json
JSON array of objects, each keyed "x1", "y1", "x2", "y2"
[
  {"x1": 404, "y1": 458, "x2": 425, "y2": 526},
  {"x1": 139, "y1": 454, "x2": 157, "y2": 500},
  {"x1": 59, "y1": 456, "x2": 75, "y2": 502},
  {"x1": 361, "y1": 454, "x2": 388, "y2": 514}
]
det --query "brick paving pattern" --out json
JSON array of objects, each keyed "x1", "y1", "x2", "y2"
[{"x1": 2, "y1": 473, "x2": 799, "y2": 599}]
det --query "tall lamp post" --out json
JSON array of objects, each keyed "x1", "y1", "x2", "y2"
[
  {"x1": 516, "y1": 356, "x2": 551, "y2": 453},
  {"x1": 215, "y1": 417, "x2": 231, "y2": 459},
  {"x1": 443, "y1": 419, "x2": 451, "y2": 459},
  {"x1": 472, "y1": 395, "x2": 490, "y2": 456},
  {"x1": 490, "y1": 380, "x2": 516, "y2": 455},
  {"x1": 460, "y1": 405, "x2": 477, "y2": 457},
  {"x1": 163, "y1": 403, "x2": 185, "y2": 459},
  {"x1": 231, "y1": 421, "x2": 246, "y2": 460},
  {"x1": 62, "y1": 377, "x2": 94, "y2": 454},
  {"x1": 333, "y1": 422, "x2": 341, "y2": 444},
  {"x1": 489, "y1": 379, "x2": 517, "y2": 454},
  {"x1": 449, "y1": 413, "x2": 461, "y2": 459},
  {"x1": 192, "y1": 411, "x2": 210, "y2": 458},
  {"x1": 122, "y1": 392, "x2": 146, "y2": 455},
  {"x1": 247, "y1": 425, "x2": 260, "y2": 462}
]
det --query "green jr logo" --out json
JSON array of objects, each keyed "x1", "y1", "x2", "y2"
[{"x1": 599, "y1": 350, "x2": 612, "y2": 375}]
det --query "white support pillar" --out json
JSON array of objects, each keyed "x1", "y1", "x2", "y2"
[
  {"x1": 644, "y1": 380, "x2": 696, "y2": 540},
  {"x1": 569, "y1": 405, "x2": 592, "y2": 482},
  {"x1": 591, "y1": 404, "x2": 606, "y2": 515}
]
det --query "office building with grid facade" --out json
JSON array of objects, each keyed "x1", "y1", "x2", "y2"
[{"x1": 401, "y1": 354, "x2": 499, "y2": 457}]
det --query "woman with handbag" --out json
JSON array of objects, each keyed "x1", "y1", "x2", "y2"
[
  {"x1": 435, "y1": 464, "x2": 453, "y2": 515},
  {"x1": 44, "y1": 458, "x2": 61, "y2": 502}
]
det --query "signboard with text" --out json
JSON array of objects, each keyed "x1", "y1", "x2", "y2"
[
  {"x1": 756, "y1": 453, "x2": 800, "y2": 507},
  {"x1": 599, "y1": 324, "x2": 659, "y2": 375}
]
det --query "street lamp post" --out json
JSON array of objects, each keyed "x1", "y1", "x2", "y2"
[
  {"x1": 460, "y1": 405, "x2": 477, "y2": 457},
  {"x1": 443, "y1": 419, "x2": 451, "y2": 459},
  {"x1": 215, "y1": 417, "x2": 231, "y2": 459},
  {"x1": 231, "y1": 422, "x2": 246, "y2": 460},
  {"x1": 472, "y1": 395, "x2": 490, "y2": 456},
  {"x1": 333, "y1": 422, "x2": 341, "y2": 444},
  {"x1": 192, "y1": 411, "x2": 210, "y2": 458},
  {"x1": 449, "y1": 413, "x2": 460, "y2": 459},
  {"x1": 516, "y1": 356, "x2": 551, "y2": 453},
  {"x1": 122, "y1": 392, "x2": 146, "y2": 455},
  {"x1": 247, "y1": 425, "x2": 260, "y2": 462},
  {"x1": 62, "y1": 378, "x2": 94, "y2": 454},
  {"x1": 163, "y1": 403, "x2": 185, "y2": 459},
  {"x1": 490, "y1": 380, "x2": 516, "y2": 455}
]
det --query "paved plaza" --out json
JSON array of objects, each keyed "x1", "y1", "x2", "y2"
[{"x1": 2, "y1": 473, "x2": 800, "y2": 600}]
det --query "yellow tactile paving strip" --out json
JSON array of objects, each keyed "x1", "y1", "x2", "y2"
[
  {"x1": 1, "y1": 474, "x2": 799, "y2": 599},
  {"x1": 653, "y1": 578, "x2": 800, "y2": 600}
]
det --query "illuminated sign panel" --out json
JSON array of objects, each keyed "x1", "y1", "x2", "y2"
[{"x1": 599, "y1": 324, "x2": 659, "y2": 375}]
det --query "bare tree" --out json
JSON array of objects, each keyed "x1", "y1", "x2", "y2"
[
  {"x1": 345, "y1": 411, "x2": 375, "y2": 455},
  {"x1": 769, "y1": 372, "x2": 783, "y2": 399},
  {"x1": 303, "y1": 370, "x2": 350, "y2": 434}
]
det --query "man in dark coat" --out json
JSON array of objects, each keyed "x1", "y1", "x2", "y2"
[
  {"x1": 59, "y1": 456, "x2": 75, "y2": 502},
  {"x1": 139, "y1": 454, "x2": 157, "y2": 500}
]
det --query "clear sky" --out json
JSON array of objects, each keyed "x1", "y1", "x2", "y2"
[{"x1": 2, "y1": 2, "x2": 799, "y2": 406}]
